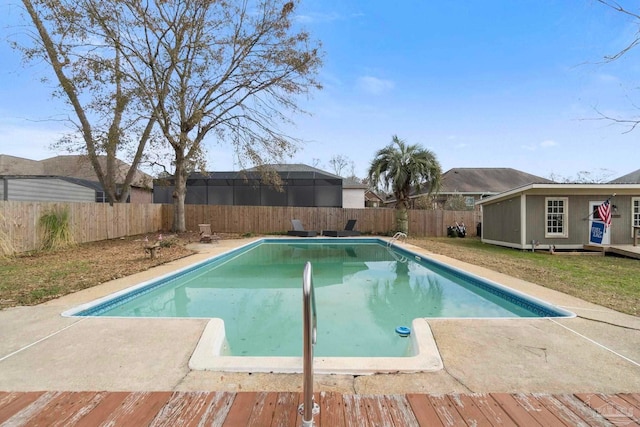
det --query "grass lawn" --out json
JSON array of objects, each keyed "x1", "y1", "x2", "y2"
[
  {"x1": 0, "y1": 234, "x2": 638, "y2": 317},
  {"x1": 408, "y1": 237, "x2": 639, "y2": 317}
]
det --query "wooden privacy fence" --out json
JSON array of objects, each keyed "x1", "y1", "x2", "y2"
[
  {"x1": 162, "y1": 204, "x2": 480, "y2": 238},
  {"x1": 0, "y1": 201, "x2": 163, "y2": 254},
  {"x1": 0, "y1": 202, "x2": 479, "y2": 254}
]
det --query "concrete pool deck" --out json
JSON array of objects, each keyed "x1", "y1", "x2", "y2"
[{"x1": 0, "y1": 237, "x2": 638, "y2": 394}]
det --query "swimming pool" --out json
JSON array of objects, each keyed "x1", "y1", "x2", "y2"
[{"x1": 65, "y1": 238, "x2": 573, "y2": 373}]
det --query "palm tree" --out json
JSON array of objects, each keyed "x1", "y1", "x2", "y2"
[{"x1": 368, "y1": 135, "x2": 441, "y2": 234}]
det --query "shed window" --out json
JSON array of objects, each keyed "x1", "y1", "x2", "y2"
[
  {"x1": 96, "y1": 191, "x2": 107, "y2": 203},
  {"x1": 633, "y1": 197, "x2": 640, "y2": 236},
  {"x1": 545, "y1": 197, "x2": 568, "y2": 238}
]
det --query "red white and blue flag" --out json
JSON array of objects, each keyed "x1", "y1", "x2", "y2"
[{"x1": 598, "y1": 200, "x2": 612, "y2": 228}]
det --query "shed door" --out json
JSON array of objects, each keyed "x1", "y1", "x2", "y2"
[{"x1": 588, "y1": 201, "x2": 611, "y2": 245}]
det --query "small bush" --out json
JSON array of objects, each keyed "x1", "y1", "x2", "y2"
[
  {"x1": 39, "y1": 207, "x2": 75, "y2": 251},
  {"x1": 159, "y1": 237, "x2": 177, "y2": 248}
]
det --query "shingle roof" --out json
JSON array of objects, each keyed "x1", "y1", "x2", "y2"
[
  {"x1": 242, "y1": 163, "x2": 342, "y2": 179},
  {"x1": 437, "y1": 168, "x2": 553, "y2": 194},
  {"x1": 40, "y1": 155, "x2": 152, "y2": 188},
  {"x1": 609, "y1": 169, "x2": 640, "y2": 184}
]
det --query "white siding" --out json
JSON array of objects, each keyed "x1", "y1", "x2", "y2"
[
  {"x1": 7, "y1": 179, "x2": 95, "y2": 202},
  {"x1": 342, "y1": 188, "x2": 365, "y2": 208},
  {"x1": 0, "y1": 179, "x2": 4, "y2": 200}
]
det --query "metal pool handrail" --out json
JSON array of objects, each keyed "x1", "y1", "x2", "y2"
[
  {"x1": 299, "y1": 261, "x2": 319, "y2": 426},
  {"x1": 387, "y1": 231, "x2": 407, "y2": 246}
]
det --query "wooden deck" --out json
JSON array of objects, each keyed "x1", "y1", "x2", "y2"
[
  {"x1": 1, "y1": 391, "x2": 639, "y2": 426},
  {"x1": 583, "y1": 244, "x2": 640, "y2": 259}
]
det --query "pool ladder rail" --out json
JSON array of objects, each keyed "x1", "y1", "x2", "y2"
[
  {"x1": 387, "y1": 231, "x2": 407, "y2": 246},
  {"x1": 299, "y1": 262, "x2": 319, "y2": 426}
]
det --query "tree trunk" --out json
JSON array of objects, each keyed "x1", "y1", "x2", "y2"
[
  {"x1": 172, "y1": 149, "x2": 187, "y2": 232},
  {"x1": 396, "y1": 205, "x2": 408, "y2": 235}
]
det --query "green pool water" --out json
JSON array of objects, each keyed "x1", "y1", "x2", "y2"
[{"x1": 72, "y1": 239, "x2": 571, "y2": 357}]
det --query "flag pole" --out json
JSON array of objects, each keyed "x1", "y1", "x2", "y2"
[{"x1": 583, "y1": 194, "x2": 616, "y2": 221}]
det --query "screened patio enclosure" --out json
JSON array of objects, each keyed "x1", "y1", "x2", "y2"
[{"x1": 153, "y1": 166, "x2": 343, "y2": 207}]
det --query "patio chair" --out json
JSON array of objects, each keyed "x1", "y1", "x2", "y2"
[
  {"x1": 287, "y1": 219, "x2": 318, "y2": 237},
  {"x1": 322, "y1": 219, "x2": 361, "y2": 237},
  {"x1": 198, "y1": 223, "x2": 220, "y2": 243}
]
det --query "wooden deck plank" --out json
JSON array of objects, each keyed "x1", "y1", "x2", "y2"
[
  {"x1": 618, "y1": 393, "x2": 640, "y2": 411},
  {"x1": 222, "y1": 392, "x2": 256, "y2": 427},
  {"x1": 0, "y1": 391, "x2": 637, "y2": 426},
  {"x1": 99, "y1": 391, "x2": 173, "y2": 427},
  {"x1": 384, "y1": 394, "x2": 419, "y2": 427},
  {"x1": 554, "y1": 394, "x2": 611, "y2": 427},
  {"x1": 491, "y1": 393, "x2": 543, "y2": 426},
  {"x1": 0, "y1": 391, "x2": 61, "y2": 426},
  {"x1": 534, "y1": 394, "x2": 595, "y2": 427},
  {"x1": 246, "y1": 391, "x2": 278, "y2": 426},
  {"x1": 24, "y1": 391, "x2": 108, "y2": 427},
  {"x1": 342, "y1": 394, "x2": 372, "y2": 427},
  {"x1": 360, "y1": 395, "x2": 396, "y2": 426},
  {"x1": 222, "y1": 392, "x2": 258, "y2": 427},
  {"x1": 74, "y1": 392, "x2": 130, "y2": 427},
  {"x1": 471, "y1": 393, "x2": 517, "y2": 425},
  {"x1": 0, "y1": 391, "x2": 45, "y2": 424},
  {"x1": 270, "y1": 392, "x2": 299, "y2": 427},
  {"x1": 577, "y1": 393, "x2": 640, "y2": 426},
  {"x1": 512, "y1": 393, "x2": 572, "y2": 427},
  {"x1": 148, "y1": 391, "x2": 216, "y2": 426},
  {"x1": 406, "y1": 393, "x2": 444, "y2": 427},
  {"x1": 427, "y1": 394, "x2": 469, "y2": 426},
  {"x1": 447, "y1": 394, "x2": 493, "y2": 426},
  {"x1": 600, "y1": 394, "x2": 640, "y2": 424},
  {"x1": 320, "y1": 391, "x2": 345, "y2": 427},
  {"x1": 196, "y1": 391, "x2": 236, "y2": 427}
]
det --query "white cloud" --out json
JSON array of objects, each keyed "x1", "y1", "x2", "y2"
[
  {"x1": 357, "y1": 76, "x2": 395, "y2": 95},
  {"x1": 540, "y1": 139, "x2": 557, "y2": 148},
  {"x1": 294, "y1": 12, "x2": 343, "y2": 24},
  {"x1": 521, "y1": 139, "x2": 557, "y2": 152}
]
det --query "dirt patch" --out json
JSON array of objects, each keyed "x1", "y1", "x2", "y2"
[{"x1": 0, "y1": 232, "x2": 243, "y2": 309}]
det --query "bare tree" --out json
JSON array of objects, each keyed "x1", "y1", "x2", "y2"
[
  {"x1": 328, "y1": 154, "x2": 352, "y2": 177},
  {"x1": 548, "y1": 168, "x2": 615, "y2": 183},
  {"x1": 16, "y1": 0, "x2": 157, "y2": 204},
  {"x1": 85, "y1": 0, "x2": 322, "y2": 231},
  {"x1": 592, "y1": 1, "x2": 640, "y2": 131}
]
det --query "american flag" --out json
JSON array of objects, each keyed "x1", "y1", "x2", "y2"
[{"x1": 597, "y1": 200, "x2": 612, "y2": 228}]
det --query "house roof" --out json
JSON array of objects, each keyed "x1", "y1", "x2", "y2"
[
  {"x1": 436, "y1": 168, "x2": 553, "y2": 195},
  {"x1": 242, "y1": 163, "x2": 342, "y2": 180},
  {"x1": 342, "y1": 177, "x2": 368, "y2": 189},
  {"x1": 0, "y1": 155, "x2": 43, "y2": 175},
  {"x1": 0, "y1": 154, "x2": 152, "y2": 189},
  {"x1": 178, "y1": 164, "x2": 343, "y2": 182},
  {"x1": 609, "y1": 169, "x2": 640, "y2": 184},
  {"x1": 364, "y1": 190, "x2": 385, "y2": 202},
  {"x1": 40, "y1": 155, "x2": 152, "y2": 188},
  {"x1": 476, "y1": 183, "x2": 640, "y2": 205}
]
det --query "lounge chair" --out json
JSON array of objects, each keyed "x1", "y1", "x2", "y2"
[
  {"x1": 198, "y1": 223, "x2": 219, "y2": 243},
  {"x1": 322, "y1": 219, "x2": 361, "y2": 237},
  {"x1": 287, "y1": 219, "x2": 318, "y2": 237}
]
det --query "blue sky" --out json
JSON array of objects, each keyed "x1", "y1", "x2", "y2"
[{"x1": 1, "y1": 1, "x2": 639, "y2": 181}]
